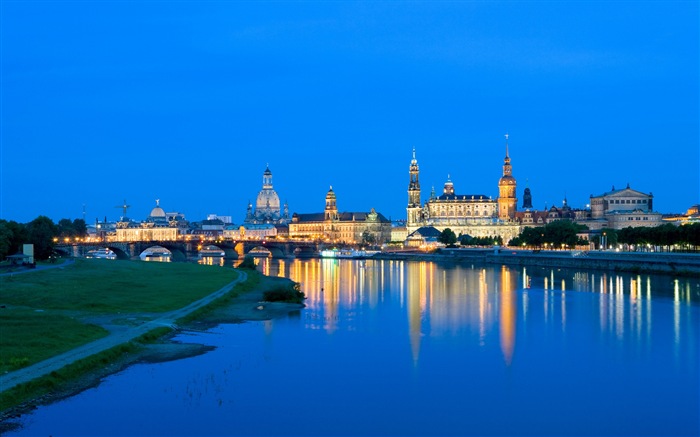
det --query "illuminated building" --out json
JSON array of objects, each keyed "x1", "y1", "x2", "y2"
[
  {"x1": 405, "y1": 137, "x2": 521, "y2": 243},
  {"x1": 108, "y1": 200, "x2": 187, "y2": 242},
  {"x1": 223, "y1": 223, "x2": 278, "y2": 239},
  {"x1": 663, "y1": 204, "x2": 700, "y2": 224},
  {"x1": 288, "y1": 186, "x2": 392, "y2": 244},
  {"x1": 587, "y1": 184, "x2": 662, "y2": 230},
  {"x1": 516, "y1": 197, "x2": 591, "y2": 227},
  {"x1": 244, "y1": 166, "x2": 290, "y2": 225}
]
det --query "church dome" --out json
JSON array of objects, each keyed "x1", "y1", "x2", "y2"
[
  {"x1": 149, "y1": 200, "x2": 166, "y2": 218},
  {"x1": 256, "y1": 189, "x2": 281, "y2": 211}
]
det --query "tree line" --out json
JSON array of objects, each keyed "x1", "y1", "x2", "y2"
[
  {"x1": 0, "y1": 217, "x2": 87, "y2": 261},
  {"x1": 508, "y1": 220, "x2": 589, "y2": 249},
  {"x1": 437, "y1": 228, "x2": 504, "y2": 247},
  {"x1": 592, "y1": 223, "x2": 700, "y2": 252}
]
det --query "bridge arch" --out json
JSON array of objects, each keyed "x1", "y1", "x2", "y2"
[
  {"x1": 147, "y1": 243, "x2": 187, "y2": 262},
  {"x1": 247, "y1": 246, "x2": 273, "y2": 258},
  {"x1": 104, "y1": 246, "x2": 130, "y2": 260},
  {"x1": 139, "y1": 245, "x2": 173, "y2": 262}
]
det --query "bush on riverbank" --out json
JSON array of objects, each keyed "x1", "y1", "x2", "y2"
[
  {"x1": 237, "y1": 256, "x2": 257, "y2": 270},
  {"x1": 262, "y1": 282, "x2": 305, "y2": 304}
]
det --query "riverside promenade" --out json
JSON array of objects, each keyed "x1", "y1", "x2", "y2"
[
  {"x1": 0, "y1": 271, "x2": 247, "y2": 394},
  {"x1": 376, "y1": 249, "x2": 700, "y2": 275}
]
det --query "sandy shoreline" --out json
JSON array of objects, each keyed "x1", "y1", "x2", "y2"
[{"x1": 0, "y1": 273, "x2": 304, "y2": 431}]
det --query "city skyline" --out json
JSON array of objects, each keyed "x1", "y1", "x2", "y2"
[{"x1": 2, "y1": 1, "x2": 698, "y2": 224}]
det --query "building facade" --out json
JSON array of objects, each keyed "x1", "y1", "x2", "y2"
[
  {"x1": 288, "y1": 187, "x2": 392, "y2": 245},
  {"x1": 108, "y1": 200, "x2": 187, "y2": 242},
  {"x1": 405, "y1": 139, "x2": 520, "y2": 243},
  {"x1": 587, "y1": 184, "x2": 662, "y2": 229}
]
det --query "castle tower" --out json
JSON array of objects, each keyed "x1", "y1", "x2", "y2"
[
  {"x1": 407, "y1": 148, "x2": 422, "y2": 228},
  {"x1": 522, "y1": 179, "x2": 533, "y2": 209},
  {"x1": 498, "y1": 134, "x2": 517, "y2": 220},
  {"x1": 443, "y1": 175, "x2": 454, "y2": 196},
  {"x1": 325, "y1": 186, "x2": 338, "y2": 221}
]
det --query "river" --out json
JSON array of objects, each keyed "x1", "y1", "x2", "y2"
[{"x1": 7, "y1": 259, "x2": 700, "y2": 436}]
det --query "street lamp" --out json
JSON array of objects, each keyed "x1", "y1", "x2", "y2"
[{"x1": 602, "y1": 232, "x2": 607, "y2": 251}]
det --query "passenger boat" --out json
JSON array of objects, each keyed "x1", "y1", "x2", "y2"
[{"x1": 85, "y1": 248, "x2": 117, "y2": 260}]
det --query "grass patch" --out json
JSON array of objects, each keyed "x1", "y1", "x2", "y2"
[
  {"x1": 0, "y1": 308, "x2": 108, "y2": 373},
  {"x1": 0, "y1": 259, "x2": 239, "y2": 313},
  {"x1": 177, "y1": 271, "x2": 262, "y2": 324}
]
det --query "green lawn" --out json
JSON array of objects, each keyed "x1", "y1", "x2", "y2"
[
  {"x1": 0, "y1": 258, "x2": 240, "y2": 313},
  {"x1": 0, "y1": 259, "x2": 241, "y2": 373},
  {"x1": 0, "y1": 308, "x2": 108, "y2": 373}
]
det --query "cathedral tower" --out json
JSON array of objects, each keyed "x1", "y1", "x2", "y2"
[
  {"x1": 498, "y1": 135, "x2": 517, "y2": 220},
  {"x1": 407, "y1": 148, "x2": 422, "y2": 227}
]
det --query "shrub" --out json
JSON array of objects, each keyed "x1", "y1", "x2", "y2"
[
  {"x1": 262, "y1": 282, "x2": 305, "y2": 304},
  {"x1": 237, "y1": 256, "x2": 257, "y2": 270}
]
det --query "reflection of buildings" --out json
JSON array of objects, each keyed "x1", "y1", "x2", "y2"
[
  {"x1": 499, "y1": 266, "x2": 516, "y2": 366},
  {"x1": 244, "y1": 166, "x2": 289, "y2": 225},
  {"x1": 405, "y1": 138, "x2": 520, "y2": 243},
  {"x1": 108, "y1": 200, "x2": 188, "y2": 242},
  {"x1": 289, "y1": 187, "x2": 392, "y2": 244}
]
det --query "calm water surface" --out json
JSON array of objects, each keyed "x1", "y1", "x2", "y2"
[{"x1": 8, "y1": 259, "x2": 700, "y2": 436}]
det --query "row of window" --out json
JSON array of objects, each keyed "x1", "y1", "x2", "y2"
[
  {"x1": 610, "y1": 199, "x2": 647, "y2": 205},
  {"x1": 436, "y1": 210, "x2": 492, "y2": 217}
]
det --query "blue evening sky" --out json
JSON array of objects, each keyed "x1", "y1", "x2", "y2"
[{"x1": 1, "y1": 1, "x2": 698, "y2": 224}]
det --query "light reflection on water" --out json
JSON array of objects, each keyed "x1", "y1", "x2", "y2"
[{"x1": 6, "y1": 259, "x2": 699, "y2": 436}]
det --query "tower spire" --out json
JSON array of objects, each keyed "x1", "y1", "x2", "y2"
[{"x1": 505, "y1": 133, "x2": 510, "y2": 160}]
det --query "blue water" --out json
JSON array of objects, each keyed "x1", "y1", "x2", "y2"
[{"x1": 7, "y1": 259, "x2": 700, "y2": 436}]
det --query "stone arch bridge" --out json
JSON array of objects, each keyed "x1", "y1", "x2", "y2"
[{"x1": 55, "y1": 240, "x2": 321, "y2": 261}]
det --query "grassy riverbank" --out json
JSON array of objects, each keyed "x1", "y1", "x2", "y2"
[{"x1": 0, "y1": 259, "x2": 240, "y2": 373}]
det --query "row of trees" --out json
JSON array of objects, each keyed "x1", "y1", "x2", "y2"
[
  {"x1": 508, "y1": 220, "x2": 589, "y2": 249},
  {"x1": 592, "y1": 223, "x2": 700, "y2": 251},
  {"x1": 437, "y1": 228, "x2": 504, "y2": 247},
  {"x1": 0, "y1": 217, "x2": 87, "y2": 261}
]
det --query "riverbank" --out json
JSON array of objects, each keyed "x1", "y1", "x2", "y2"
[
  {"x1": 375, "y1": 248, "x2": 700, "y2": 275},
  {"x1": 0, "y1": 262, "x2": 303, "y2": 430}
]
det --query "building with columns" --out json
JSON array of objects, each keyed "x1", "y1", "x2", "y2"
[
  {"x1": 405, "y1": 137, "x2": 520, "y2": 243},
  {"x1": 585, "y1": 184, "x2": 662, "y2": 229}
]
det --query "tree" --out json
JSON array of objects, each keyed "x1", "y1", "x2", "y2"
[
  {"x1": 26, "y1": 216, "x2": 58, "y2": 260},
  {"x1": 438, "y1": 228, "x2": 457, "y2": 246},
  {"x1": 58, "y1": 218, "x2": 75, "y2": 238},
  {"x1": 0, "y1": 222, "x2": 13, "y2": 260},
  {"x1": 361, "y1": 230, "x2": 376, "y2": 247},
  {"x1": 72, "y1": 218, "x2": 87, "y2": 237},
  {"x1": 520, "y1": 227, "x2": 544, "y2": 248},
  {"x1": 0, "y1": 220, "x2": 27, "y2": 258}
]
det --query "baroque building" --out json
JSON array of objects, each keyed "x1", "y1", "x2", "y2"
[
  {"x1": 405, "y1": 138, "x2": 521, "y2": 243},
  {"x1": 288, "y1": 187, "x2": 392, "y2": 244},
  {"x1": 244, "y1": 166, "x2": 289, "y2": 225},
  {"x1": 109, "y1": 200, "x2": 187, "y2": 242}
]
